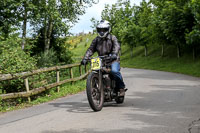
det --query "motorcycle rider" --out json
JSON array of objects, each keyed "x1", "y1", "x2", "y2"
[{"x1": 81, "y1": 20, "x2": 126, "y2": 96}]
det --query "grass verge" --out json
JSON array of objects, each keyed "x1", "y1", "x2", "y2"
[
  {"x1": 120, "y1": 44, "x2": 200, "y2": 77},
  {"x1": 0, "y1": 80, "x2": 86, "y2": 113}
]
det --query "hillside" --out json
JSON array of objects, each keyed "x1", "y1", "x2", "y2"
[
  {"x1": 69, "y1": 34, "x2": 97, "y2": 62},
  {"x1": 71, "y1": 34, "x2": 200, "y2": 77}
]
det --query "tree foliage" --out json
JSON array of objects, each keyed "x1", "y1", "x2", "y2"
[
  {"x1": 0, "y1": 0, "x2": 21, "y2": 38},
  {"x1": 0, "y1": 34, "x2": 37, "y2": 74},
  {"x1": 100, "y1": 0, "x2": 200, "y2": 58},
  {"x1": 0, "y1": 0, "x2": 97, "y2": 94},
  {"x1": 0, "y1": 0, "x2": 96, "y2": 71}
]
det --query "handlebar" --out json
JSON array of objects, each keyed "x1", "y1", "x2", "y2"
[
  {"x1": 81, "y1": 55, "x2": 116, "y2": 66},
  {"x1": 86, "y1": 55, "x2": 111, "y2": 61}
]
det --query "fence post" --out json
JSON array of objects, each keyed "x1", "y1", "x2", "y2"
[
  {"x1": 70, "y1": 67, "x2": 74, "y2": 85},
  {"x1": 24, "y1": 78, "x2": 31, "y2": 102},
  {"x1": 85, "y1": 65, "x2": 87, "y2": 73},
  {"x1": 79, "y1": 65, "x2": 82, "y2": 76},
  {"x1": 56, "y1": 70, "x2": 60, "y2": 92}
]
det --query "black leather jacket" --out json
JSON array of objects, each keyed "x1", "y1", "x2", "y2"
[{"x1": 83, "y1": 34, "x2": 121, "y2": 62}]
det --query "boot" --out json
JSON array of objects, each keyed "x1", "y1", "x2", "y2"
[{"x1": 119, "y1": 88, "x2": 125, "y2": 97}]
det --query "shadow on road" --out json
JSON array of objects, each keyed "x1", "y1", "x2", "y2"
[
  {"x1": 49, "y1": 101, "x2": 93, "y2": 113},
  {"x1": 42, "y1": 128, "x2": 141, "y2": 133},
  {"x1": 49, "y1": 99, "x2": 127, "y2": 114}
]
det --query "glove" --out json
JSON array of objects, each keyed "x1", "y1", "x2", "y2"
[
  {"x1": 81, "y1": 59, "x2": 87, "y2": 65},
  {"x1": 111, "y1": 54, "x2": 117, "y2": 60}
]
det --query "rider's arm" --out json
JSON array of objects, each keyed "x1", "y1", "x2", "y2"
[
  {"x1": 83, "y1": 37, "x2": 97, "y2": 59},
  {"x1": 111, "y1": 35, "x2": 120, "y2": 55}
]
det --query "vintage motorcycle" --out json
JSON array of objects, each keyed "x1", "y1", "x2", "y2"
[{"x1": 85, "y1": 55, "x2": 126, "y2": 112}]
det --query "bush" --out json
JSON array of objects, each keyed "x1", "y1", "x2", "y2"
[
  {"x1": 37, "y1": 48, "x2": 59, "y2": 68},
  {"x1": 53, "y1": 38, "x2": 73, "y2": 64},
  {"x1": 0, "y1": 35, "x2": 37, "y2": 74},
  {"x1": 0, "y1": 35, "x2": 37, "y2": 93},
  {"x1": 32, "y1": 31, "x2": 73, "y2": 65}
]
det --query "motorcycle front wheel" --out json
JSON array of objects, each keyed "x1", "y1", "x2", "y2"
[{"x1": 86, "y1": 72, "x2": 104, "y2": 111}]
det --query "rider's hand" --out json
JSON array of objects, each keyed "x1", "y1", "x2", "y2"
[
  {"x1": 111, "y1": 54, "x2": 117, "y2": 60},
  {"x1": 81, "y1": 59, "x2": 87, "y2": 65}
]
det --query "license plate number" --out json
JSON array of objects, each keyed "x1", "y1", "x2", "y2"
[{"x1": 91, "y1": 57, "x2": 101, "y2": 70}]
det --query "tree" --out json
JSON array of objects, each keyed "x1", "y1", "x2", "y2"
[
  {"x1": 0, "y1": 0, "x2": 20, "y2": 38},
  {"x1": 90, "y1": 17, "x2": 99, "y2": 33},
  {"x1": 31, "y1": 0, "x2": 97, "y2": 52},
  {"x1": 102, "y1": 0, "x2": 139, "y2": 56},
  {"x1": 102, "y1": 0, "x2": 134, "y2": 39},
  {"x1": 151, "y1": 14, "x2": 170, "y2": 57},
  {"x1": 118, "y1": 3, "x2": 141, "y2": 57},
  {"x1": 185, "y1": 0, "x2": 200, "y2": 59},
  {"x1": 138, "y1": 0, "x2": 153, "y2": 56},
  {"x1": 100, "y1": 0, "x2": 199, "y2": 59},
  {"x1": 186, "y1": 28, "x2": 200, "y2": 59},
  {"x1": 119, "y1": 23, "x2": 141, "y2": 57},
  {"x1": 18, "y1": 0, "x2": 36, "y2": 50},
  {"x1": 159, "y1": 1, "x2": 188, "y2": 58},
  {"x1": 150, "y1": 0, "x2": 170, "y2": 57}
]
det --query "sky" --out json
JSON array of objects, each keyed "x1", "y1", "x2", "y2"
[{"x1": 69, "y1": 0, "x2": 142, "y2": 34}]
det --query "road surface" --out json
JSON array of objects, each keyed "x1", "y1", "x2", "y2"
[{"x1": 0, "y1": 68, "x2": 200, "y2": 133}]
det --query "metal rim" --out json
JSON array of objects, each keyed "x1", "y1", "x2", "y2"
[{"x1": 91, "y1": 77, "x2": 101, "y2": 106}]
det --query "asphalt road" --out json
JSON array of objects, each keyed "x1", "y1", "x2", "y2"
[{"x1": 0, "y1": 68, "x2": 200, "y2": 133}]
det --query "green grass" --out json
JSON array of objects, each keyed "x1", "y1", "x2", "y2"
[
  {"x1": 120, "y1": 44, "x2": 200, "y2": 77},
  {"x1": 30, "y1": 80, "x2": 86, "y2": 104},
  {"x1": 72, "y1": 34, "x2": 96, "y2": 62},
  {"x1": 0, "y1": 80, "x2": 86, "y2": 113}
]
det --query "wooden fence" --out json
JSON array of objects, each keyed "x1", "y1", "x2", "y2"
[{"x1": 0, "y1": 63, "x2": 91, "y2": 102}]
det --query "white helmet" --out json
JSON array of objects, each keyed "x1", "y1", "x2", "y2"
[{"x1": 96, "y1": 20, "x2": 111, "y2": 38}]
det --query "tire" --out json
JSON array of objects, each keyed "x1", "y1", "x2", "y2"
[
  {"x1": 86, "y1": 72, "x2": 104, "y2": 111},
  {"x1": 115, "y1": 96, "x2": 124, "y2": 104}
]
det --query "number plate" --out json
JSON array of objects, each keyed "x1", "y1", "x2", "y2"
[{"x1": 91, "y1": 57, "x2": 101, "y2": 70}]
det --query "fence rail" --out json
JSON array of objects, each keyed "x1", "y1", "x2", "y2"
[
  {"x1": 0, "y1": 63, "x2": 81, "y2": 81},
  {"x1": 0, "y1": 63, "x2": 90, "y2": 101}
]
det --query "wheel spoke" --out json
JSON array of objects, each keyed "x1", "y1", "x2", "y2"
[
  {"x1": 87, "y1": 72, "x2": 103, "y2": 111},
  {"x1": 91, "y1": 77, "x2": 101, "y2": 106}
]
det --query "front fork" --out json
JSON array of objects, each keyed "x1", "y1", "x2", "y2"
[{"x1": 98, "y1": 70, "x2": 103, "y2": 93}]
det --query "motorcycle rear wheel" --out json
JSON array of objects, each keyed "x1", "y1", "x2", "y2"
[{"x1": 86, "y1": 72, "x2": 104, "y2": 111}]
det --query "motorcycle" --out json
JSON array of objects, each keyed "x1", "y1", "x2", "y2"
[{"x1": 85, "y1": 55, "x2": 126, "y2": 112}]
